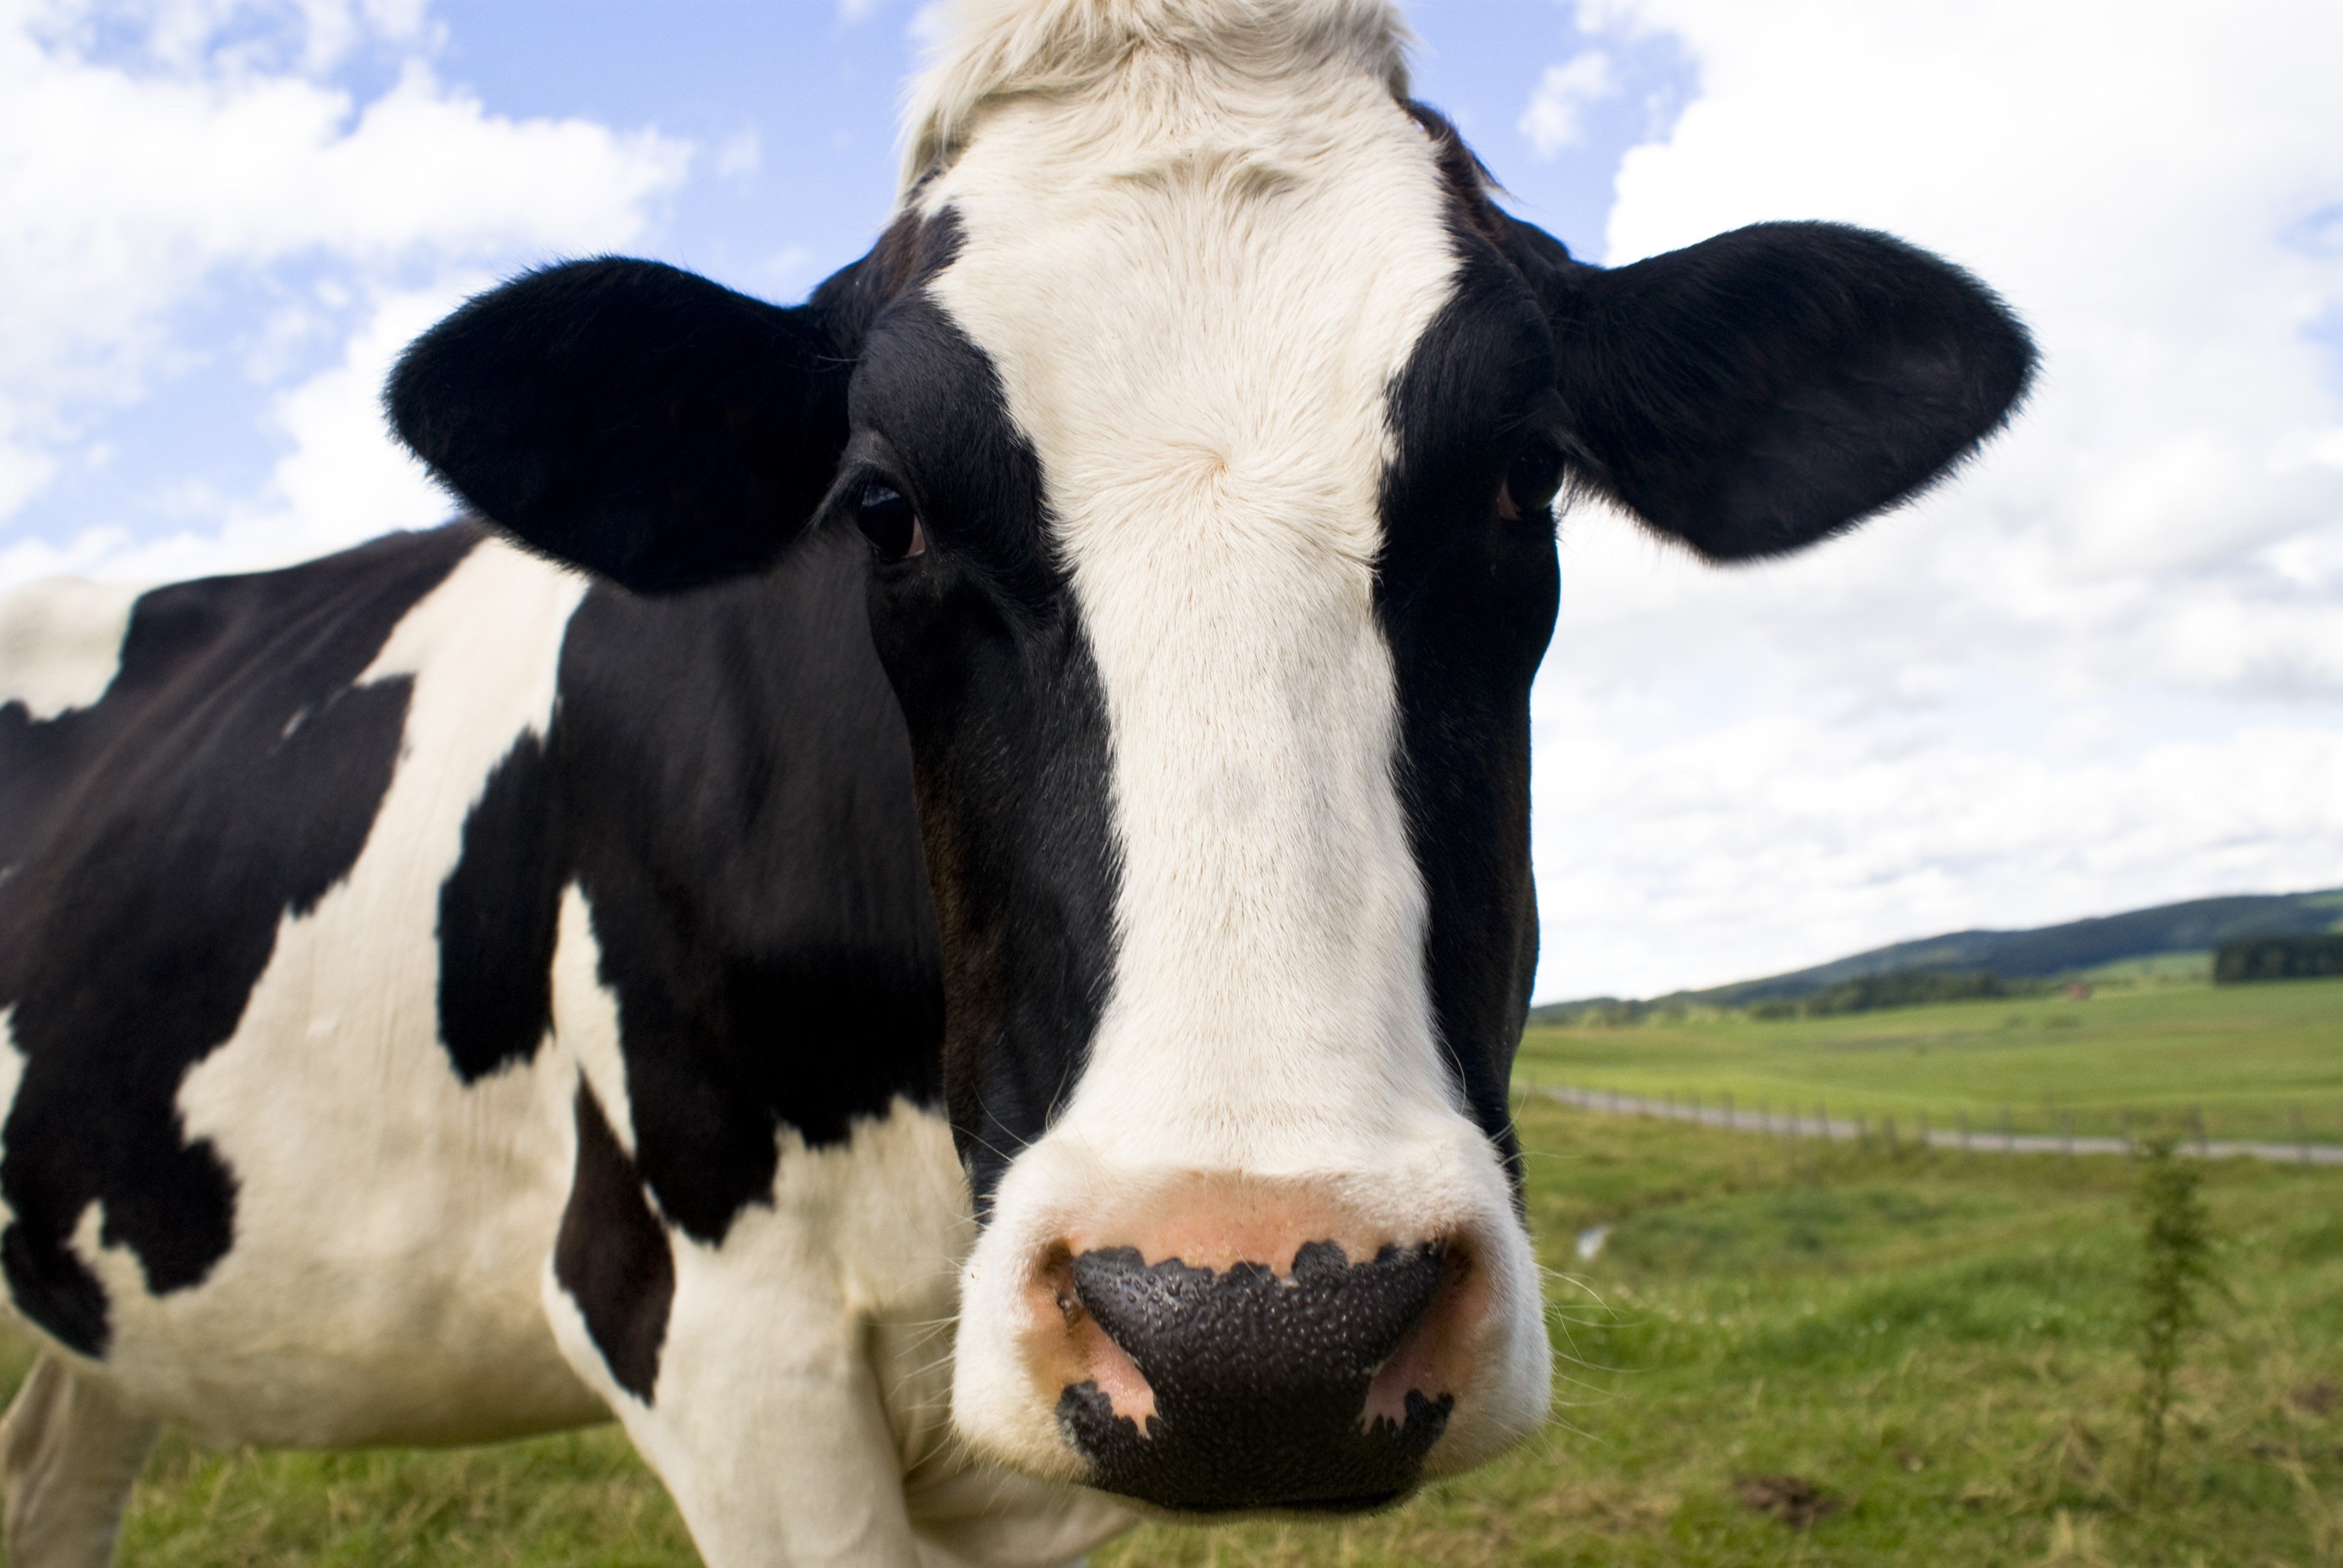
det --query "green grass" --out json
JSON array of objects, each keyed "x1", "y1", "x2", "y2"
[
  {"x1": 6, "y1": 1094, "x2": 2340, "y2": 1564},
  {"x1": 1099, "y1": 1104, "x2": 2343, "y2": 1567},
  {"x1": 1516, "y1": 976, "x2": 2343, "y2": 1146}
]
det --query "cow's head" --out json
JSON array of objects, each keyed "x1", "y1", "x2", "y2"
[{"x1": 388, "y1": 0, "x2": 2031, "y2": 1516}]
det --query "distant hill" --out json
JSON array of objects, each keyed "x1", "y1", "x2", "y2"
[{"x1": 1530, "y1": 887, "x2": 2343, "y2": 1024}]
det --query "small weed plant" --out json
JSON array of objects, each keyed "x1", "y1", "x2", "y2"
[{"x1": 2128, "y1": 1130, "x2": 2216, "y2": 1504}]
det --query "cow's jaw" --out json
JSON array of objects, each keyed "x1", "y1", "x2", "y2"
[{"x1": 917, "y1": 41, "x2": 1552, "y2": 1510}]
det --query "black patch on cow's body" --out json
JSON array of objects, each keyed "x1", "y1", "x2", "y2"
[
  {"x1": 844, "y1": 290, "x2": 1121, "y2": 1210},
  {"x1": 437, "y1": 731, "x2": 562, "y2": 1082},
  {"x1": 555, "y1": 1084, "x2": 672, "y2": 1402},
  {"x1": 1057, "y1": 1242, "x2": 1453, "y2": 1512},
  {"x1": 0, "y1": 526, "x2": 477, "y2": 1353},
  {"x1": 553, "y1": 526, "x2": 947, "y2": 1246}
]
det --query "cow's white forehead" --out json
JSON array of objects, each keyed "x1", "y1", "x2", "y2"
[
  {"x1": 900, "y1": 0, "x2": 1415, "y2": 198},
  {"x1": 917, "y1": 15, "x2": 1466, "y2": 1167}
]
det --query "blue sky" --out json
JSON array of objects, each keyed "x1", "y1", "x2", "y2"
[
  {"x1": 1, "y1": 0, "x2": 1691, "y2": 568},
  {"x1": 4, "y1": 0, "x2": 2339, "y2": 999}
]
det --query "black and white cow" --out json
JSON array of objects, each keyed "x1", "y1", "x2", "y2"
[{"x1": 0, "y1": 1, "x2": 2033, "y2": 1563}]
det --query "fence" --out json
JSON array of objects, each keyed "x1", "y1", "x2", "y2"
[{"x1": 1520, "y1": 1082, "x2": 2343, "y2": 1167}]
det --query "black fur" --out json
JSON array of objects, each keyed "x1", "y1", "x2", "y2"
[
  {"x1": 388, "y1": 260, "x2": 854, "y2": 594},
  {"x1": 437, "y1": 731, "x2": 562, "y2": 1082},
  {"x1": 0, "y1": 528, "x2": 474, "y2": 1353},
  {"x1": 555, "y1": 1084, "x2": 673, "y2": 1400},
  {"x1": 1374, "y1": 231, "x2": 1565, "y2": 1194},
  {"x1": 1496, "y1": 214, "x2": 2037, "y2": 560},
  {"x1": 842, "y1": 291, "x2": 1121, "y2": 1209}
]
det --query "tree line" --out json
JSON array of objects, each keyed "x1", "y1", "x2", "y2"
[
  {"x1": 1533, "y1": 929, "x2": 2342, "y2": 1028},
  {"x1": 2214, "y1": 933, "x2": 2343, "y2": 983}
]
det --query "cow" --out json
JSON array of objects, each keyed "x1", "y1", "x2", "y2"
[{"x1": 0, "y1": 1, "x2": 2034, "y2": 1563}]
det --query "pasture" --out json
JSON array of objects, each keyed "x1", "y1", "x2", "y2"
[
  {"x1": 6, "y1": 1093, "x2": 2338, "y2": 1565},
  {"x1": 1517, "y1": 975, "x2": 2343, "y2": 1148}
]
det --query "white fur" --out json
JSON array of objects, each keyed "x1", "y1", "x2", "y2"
[
  {"x1": 901, "y1": 0, "x2": 1412, "y2": 192},
  {"x1": 0, "y1": 1011, "x2": 24, "y2": 1237},
  {"x1": 919, "y1": 0, "x2": 1550, "y2": 1483},
  {"x1": 0, "y1": 578, "x2": 143, "y2": 721},
  {"x1": 553, "y1": 885, "x2": 637, "y2": 1157}
]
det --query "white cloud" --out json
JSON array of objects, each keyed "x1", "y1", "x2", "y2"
[
  {"x1": 0, "y1": 0, "x2": 689, "y2": 584},
  {"x1": 1525, "y1": 0, "x2": 2343, "y2": 997},
  {"x1": 1518, "y1": 50, "x2": 1619, "y2": 157},
  {"x1": 713, "y1": 123, "x2": 762, "y2": 180}
]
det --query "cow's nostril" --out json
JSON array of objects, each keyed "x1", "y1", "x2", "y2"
[{"x1": 1055, "y1": 1240, "x2": 1458, "y2": 1512}]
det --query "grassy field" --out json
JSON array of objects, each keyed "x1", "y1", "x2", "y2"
[
  {"x1": 1516, "y1": 976, "x2": 2343, "y2": 1146},
  {"x1": 4, "y1": 1089, "x2": 2338, "y2": 1565}
]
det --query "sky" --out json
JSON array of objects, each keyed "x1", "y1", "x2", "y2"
[{"x1": 1, "y1": 0, "x2": 2338, "y2": 1001}]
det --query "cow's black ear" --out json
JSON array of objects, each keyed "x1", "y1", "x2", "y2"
[
  {"x1": 387, "y1": 258, "x2": 853, "y2": 593},
  {"x1": 1506, "y1": 219, "x2": 2036, "y2": 561}
]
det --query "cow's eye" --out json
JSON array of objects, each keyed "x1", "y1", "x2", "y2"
[
  {"x1": 853, "y1": 480, "x2": 925, "y2": 561},
  {"x1": 1497, "y1": 438, "x2": 1566, "y2": 523}
]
